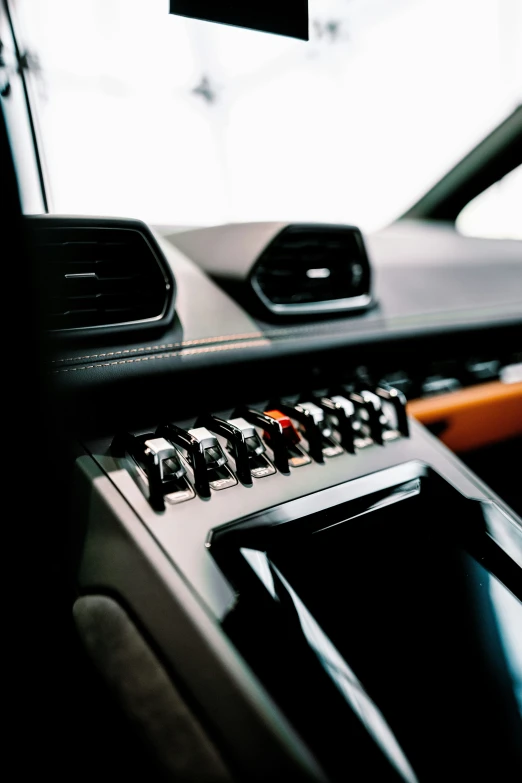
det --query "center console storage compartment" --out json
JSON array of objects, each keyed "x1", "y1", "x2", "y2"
[{"x1": 210, "y1": 467, "x2": 522, "y2": 782}]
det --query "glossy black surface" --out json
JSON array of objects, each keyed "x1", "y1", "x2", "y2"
[
  {"x1": 212, "y1": 469, "x2": 522, "y2": 783},
  {"x1": 111, "y1": 432, "x2": 167, "y2": 511}
]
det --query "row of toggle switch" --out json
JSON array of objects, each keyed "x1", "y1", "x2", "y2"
[{"x1": 112, "y1": 386, "x2": 408, "y2": 511}]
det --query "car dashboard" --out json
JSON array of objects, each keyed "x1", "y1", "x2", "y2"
[{"x1": 38, "y1": 215, "x2": 522, "y2": 782}]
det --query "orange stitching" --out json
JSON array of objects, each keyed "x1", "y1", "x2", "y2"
[
  {"x1": 52, "y1": 339, "x2": 270, "y2": 374},
  {"x1": 48, "y1": 323, "x2": 349, "y2": 368},
  {"x1": 49, "y1": 302, "x2": 522, "y2": 368},
  {"x1": 49, "y1": 318, "x2": 381, "y2": 366},
  {"x1": 49, "y1": 320, "x2": 363, "y2": 365},
  {"x1": 50, "y1": 331, "x2": 264, "y2": 364}
]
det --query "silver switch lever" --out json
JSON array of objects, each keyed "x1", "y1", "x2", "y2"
[
  {"x1": 228, "y1": 417, "x2": 276, "y2": 478},
  {"x1": 375, "y1": 386, "x2": 409, "y2": 438},
  {"x1": 141, "y1": 437, "x2": 195, "y2": 505},
  {"x1": 300, "y1": 401, "x2": 343, "y2": 457},
  {"x1": 187, "y1": 427, "x2": 237, "y2": 490},
  {"x1": 114, "y1": 432, "x2": 195, "y2": 509},
  {"x1": 144, "y1": 438, "x2": 185, "y2": 480}
]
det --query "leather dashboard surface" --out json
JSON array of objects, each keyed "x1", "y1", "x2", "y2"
[{"x1": 49, "y1": 221, "x2": 522, "y2": 390}]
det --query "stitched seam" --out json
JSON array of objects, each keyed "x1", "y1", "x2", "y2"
[
  {"x1": 50, "y1": 321, "x2": 381, "y2": 365},
  {"x1": 50, "y1": 303, "x2": 522, "y2": 365},
  {"x1": 50, "y1": 331, "x2": 265, "y2": 364},
  {"x1": 52, "y1": 339, "x2": 270, "y2": 374},
  {"x1": 49, "y1": 325, "x2": 330, "y2": 366},
  {"x1": 50, "y1": 322, "x2": 330, "y2": 368}
]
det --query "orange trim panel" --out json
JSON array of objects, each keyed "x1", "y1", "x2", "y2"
[{"x1": 407, "y1": 381, "x2": 522, "y2": 453}]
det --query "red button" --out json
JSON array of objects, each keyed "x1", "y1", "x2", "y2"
[{"x1": 264, "y1": 409, "x2": 301, "y2": 445}]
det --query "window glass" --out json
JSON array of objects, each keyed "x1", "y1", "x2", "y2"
[
  {"x1": 457, "y1": 166, "x2": 522, "y2": 240},
  {"x1": 16, "y1": 0, "x2": 522, "y2": 230}
]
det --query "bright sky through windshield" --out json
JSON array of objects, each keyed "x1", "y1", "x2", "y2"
[{"x1": 19, "y1": 0, "x2": 522, "y2": 231}]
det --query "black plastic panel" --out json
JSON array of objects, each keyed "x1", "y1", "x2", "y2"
[{"x1": 211, "y1": 469, "x2": 522, "y2": 783}]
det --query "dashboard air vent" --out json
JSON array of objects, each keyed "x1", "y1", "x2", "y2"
[
  {"x1": 251, "y1": 225, "x2": 372, "y2": 315},
  {"x1": 28, "y1": 217, "x2": 174, "y2": 332}
]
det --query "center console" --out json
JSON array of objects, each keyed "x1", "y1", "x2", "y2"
[{"x1": 73, "y1": 383, "x2": 522, "y2": 782}]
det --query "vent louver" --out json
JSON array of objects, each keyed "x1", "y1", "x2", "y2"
[
  {"x1": 29, "y1": 218, "x2": 173, "y2": 332},
  {"x1": 251, "y1": 225, "x2": 372, "y2": 315}
]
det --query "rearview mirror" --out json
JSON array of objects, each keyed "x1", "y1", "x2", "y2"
[{"x1": 169, "y1": 1, "x2": 309, "y2": 40}]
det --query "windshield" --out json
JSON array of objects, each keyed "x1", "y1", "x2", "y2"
[{"x1": 17, "y1": 0, "x2": 522, "y2": 231}]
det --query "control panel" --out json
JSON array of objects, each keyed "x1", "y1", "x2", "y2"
[{"x1": 111, "y1": 386, "x2": 409, "y2": 512}]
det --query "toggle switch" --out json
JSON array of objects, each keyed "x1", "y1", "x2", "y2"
[
  {"x1": 157, "y1": 423, "x2": 210, "y2": 497},
  {"x1": 196, "y1": 414, "x2": 275, "y2": 483},
  {"x1": 187, "y1": 426, "x2": 238, "y2": 491},
  {"x1": 234, "y1": 407, "x2": 291, "y2": 473},
  {"x1": 299, "y1": 401, "x2": 343, "y2": 457},
  {"x1": 346, "y1": 390, "x2": 384, "y2": 446},
  {"x1": 264, "y1": 408, "x2": 312, "y2": 467},
  {"x1": 196, "y1": 414, "x2": 250, "y2": 484},
  {"x1": 157, "y1": 423, "x2": 236, "y2": 497},
  {"x1": 112, "y1": 432, "x2": 194, "y2": 511},
  {"x1": 322, "y1": 395, "x2": 356, "y2": 453},
  {"x1": 227, "y1": 417, "x2": 276, "y2": 478},
  {"x1": 272, "y1": 402, "x2": 324, "y2": 463},
  {"x1": 375, "y1": 386, "x2": 409, "y2": 439}
]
